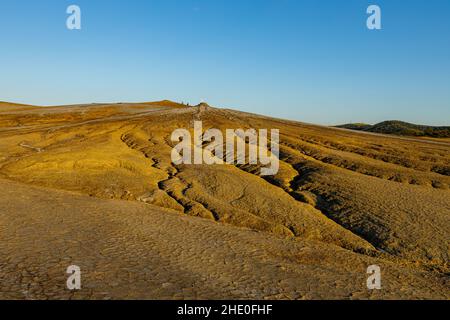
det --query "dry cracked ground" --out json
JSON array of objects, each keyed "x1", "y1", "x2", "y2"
[{"x1": 0, "y1": 101, "x2": 448, "y2": 299}]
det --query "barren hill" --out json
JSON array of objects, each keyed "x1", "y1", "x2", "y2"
[{"x1": 0, "y1": 101, "x2": 448, "y2": 299}]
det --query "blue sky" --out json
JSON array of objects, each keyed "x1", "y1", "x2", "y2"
[{"x1": 1, "y1": 0, "x2": 449, "y2": 125}]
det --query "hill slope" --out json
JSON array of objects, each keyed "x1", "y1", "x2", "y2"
[{"x1": 0, "y1": 101, "x2": 449, "y2": 299}]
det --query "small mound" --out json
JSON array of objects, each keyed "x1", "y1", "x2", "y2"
[{"x1": 142, "y1": 100, "x2": 187, "y2": 108}]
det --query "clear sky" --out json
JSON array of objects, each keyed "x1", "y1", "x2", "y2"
[{"x1": 1, "y1": 0, "x2": 449, "y2": 125}]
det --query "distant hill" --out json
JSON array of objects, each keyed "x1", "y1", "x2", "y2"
[
  {"x1": 0, "y1": 101, "x2": 38, "y2": 112},
  {"x1": 142, "y1": 100, "x2": 188, "y2": 108},
  {"x1": 0, "y1": 101, "x2": 35, "y2": 107},
  {"x1": 336, "y1": 120, "x2": 450, "y2": 138}
]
